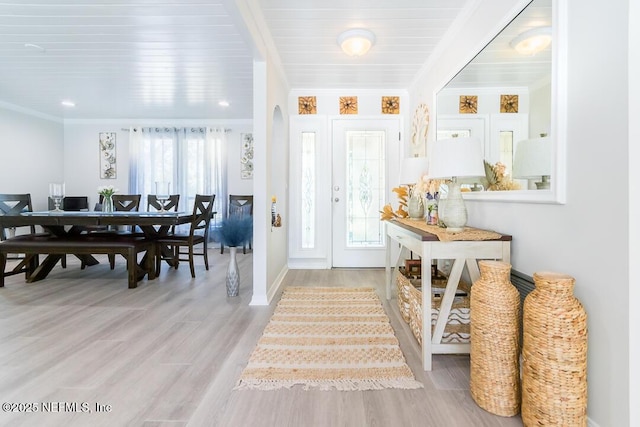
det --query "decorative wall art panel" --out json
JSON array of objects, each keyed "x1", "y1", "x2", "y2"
[
  {"x1": 500, "y1": 95, "x2": 519, "y2": 113},
  {"x1": 339, "y1": 96, "x2": 358, "y2": 114},
  {"x1": 411, "y1": 103, "x2": 430, "y2": 156},
  {"x1": 381, "y1": 96, "x2": 400, "y2": 114},
  {"x1": 99, "y1": 132, "x2": 117, "y2": 179},
  {"x1": 298, "y1": 96, "x2": 317, "y2": 114},
  {"x1": 459, "y1": 95, "x2": 478, "y2": 114},
  {"x1": 241, "y1": 133, "x2": 254, "y2": 179}
]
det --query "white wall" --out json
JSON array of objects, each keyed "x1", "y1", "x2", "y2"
[
  {"x1": 62, "y1": 119, "x2": 252, "y2": 209},
  {"x1": 0, "y1": 104, "x2": 64, "y2": 211},
  {"x1": 250, "y1": 56, "x2": 290, "y2": 306},
  {"x1": 410, "y1": 0, "x2": 630, "y2": 425},
  {"x1": 629, "y1": 2, "x2": 639, "y2": 425}
]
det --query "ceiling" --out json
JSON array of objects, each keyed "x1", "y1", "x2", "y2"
[
  {"x1": 0, "y1": 0, "x2": 548, "y2": 121},
  {"x1": 444, "y1": 0, "x2": 551, "y2": 90}
]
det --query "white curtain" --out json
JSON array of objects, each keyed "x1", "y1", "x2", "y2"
[{"x1": 129, "y1": 126, "x2": 228, "y2": 232}]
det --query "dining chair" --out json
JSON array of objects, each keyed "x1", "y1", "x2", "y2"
[
  {"x1": 221, "y1": 195, "x2": 253, "y2": 254},
  {"x1": 147, "y1": 194, "x2": 180, "y2": 212},
  {"x1": 83, "y1": 194, "x2": 141, "y2": 269},
  {"x1": 155, "y1": 194, "x2": 215, "y2": 278},
  {"x1": 148, "y1": 194, "x2": 180, "y2": 237},
  {"x1": 48, "y1": 196, "x2": 89, "y2": 211},
  {"x1": 0, "y1": 193, "x2": 42, "y2": 279},
  {"x1": 112, "y1": 194, "x2": 141, "y2": 212}
]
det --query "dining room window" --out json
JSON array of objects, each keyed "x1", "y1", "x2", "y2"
[{"x1": 128, "y1": 127, "x2": 228, "y2": 217}]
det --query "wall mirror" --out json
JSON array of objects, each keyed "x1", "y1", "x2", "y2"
[{"x1": 436, "y1": 0, "x2": 566, "y2": 203}]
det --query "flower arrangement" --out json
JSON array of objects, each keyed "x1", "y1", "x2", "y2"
[
  {"x1": 219, "y1": 216, "x2": 253, "y2": 247},
  {"x1": 483, "y1": 161, "x2": 521, "y2": 191},
  {"x1": 380, "y1": 186, "x2": 409, "y2": 220},
  {"x1": 379, "y1": 175, "x2": 444, "y2": 221},
  {"x1": 97, "y1": 185, "x2": 118, "y2": 197}
]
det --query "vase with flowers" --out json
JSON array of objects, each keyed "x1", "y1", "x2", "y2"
[
  {"x1": 97, "y1": 185, "x2": 118, "y2": 213},
  {"x1": 426, "y1": 191, "x2": 439, "y2": 225}
]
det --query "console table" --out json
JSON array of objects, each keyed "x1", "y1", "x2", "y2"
[{"x1": 385, "y1": 219, "x2": 511, "y2": 371}]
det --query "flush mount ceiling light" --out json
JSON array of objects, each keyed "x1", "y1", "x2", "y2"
[
  {"x1": 218, "y1": 100, "x2": 230, "y2": 107},
  {"x1": 24, "y1": 43, "x2": 46, "y2": 52},
  {"x1": 337, "y1": 28, "x2": 376, "y2": 57},
  {"x1": 60, "y1": 100, "x2": 75, "y2": 107},
  {"x1": 510, "y1": 26, "x2": 552, "y2": 55}
]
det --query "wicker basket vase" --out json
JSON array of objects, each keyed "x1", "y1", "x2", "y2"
[
  {"x1": 522, "y1": 272, "x2": 588, "y2": 427},
  {"x1": 469, "y1": 260, "x2": 521, "y2": 417}
]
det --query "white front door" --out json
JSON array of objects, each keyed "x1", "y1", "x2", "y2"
[{"x1": 331, "y1": 119, "x2": 399, "y2": 267}]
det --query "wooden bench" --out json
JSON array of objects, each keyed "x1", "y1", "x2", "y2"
[{"x1": 0, "y1": 234, "x2": 155, "y2": 289}]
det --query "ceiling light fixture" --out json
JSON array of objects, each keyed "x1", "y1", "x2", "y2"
[
  {"x1": 337, "y1": 28, "x2": 376, "y2": 57},
  {"x1": 510, "y1": 26, "x2": 552, "y2": 56},
  {"x1": 24, "y1": 43, "x2": 46, "y2": 52},
  {"x1": 60, "y1": 100, "x2": 75, "y2": 107},
  {"x1": 218, "y1": 100, "x2": 230, "y2": 107}
]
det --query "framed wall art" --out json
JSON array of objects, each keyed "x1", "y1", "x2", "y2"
[
  {"x1": 99, "y1": 132, "x2": 117, "y2": 179},
  {"x1": 298, "y1": 96, "x2": 317, "y2": 114},
  {"x1": 382, "y1": 96, "x2": 400, "y2": 114},
  {"x1": 339, "y1": 96, "x2": 358, "y2": 114},
  {"x1": 459, "y1": 95, "x2": 478, "y2": 114},
  {"x1": 241, "y1": 133, "x2": 254, "y2": 179},
  {"x1": 500, "y1": 94, "x2": 519, "y2": 113}
]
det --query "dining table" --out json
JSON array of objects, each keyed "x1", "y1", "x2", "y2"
[{"x1": 0, "y1": 210, "x2": 194, "y2": 283}]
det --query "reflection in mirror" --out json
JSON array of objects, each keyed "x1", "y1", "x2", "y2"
[{"x1": 436, "y1": 0, "x2": 564, "y2": 202}]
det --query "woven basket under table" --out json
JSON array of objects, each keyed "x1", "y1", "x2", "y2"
[
  {"x1": 395, "y1": 273, "x2": 411, "y2": 323},
  {"x1": 407, "y1": 278, "x2": 470, "y2": 346}
]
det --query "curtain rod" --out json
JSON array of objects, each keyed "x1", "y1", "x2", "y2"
[{"x1": 120, "y1": 127, "x2": 232, "y2": 132}]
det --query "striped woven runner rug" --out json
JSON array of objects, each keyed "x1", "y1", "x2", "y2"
[{"x1": 235, "y1": 286, "x2": 423, "y2": 391}]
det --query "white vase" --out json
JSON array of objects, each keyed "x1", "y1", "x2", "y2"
[{"x1": 226, "y1": 246, "x2": 240, "y2": 297}]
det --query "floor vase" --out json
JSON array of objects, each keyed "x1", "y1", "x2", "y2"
[
  {"x1": 469, "y1": 260, "x2": 521, "y2": 416},
  {"x1": 522, "y1": 272, "x2": 588, "y2": 426},
  {"x1": 226, "y1": 246, "x2": 240, "y2": 297}
]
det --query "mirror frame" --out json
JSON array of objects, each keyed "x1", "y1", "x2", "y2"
[{"x1": 435, "y1": 0, "x2": 567, "y2": 204}]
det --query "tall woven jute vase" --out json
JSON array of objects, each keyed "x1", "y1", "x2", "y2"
[
  {"x1": 522, "y1": 272, "x2": 588, "y2": 427},
  {"x1": 470, "y1": 260, "x2": 521, "y2": 416}
]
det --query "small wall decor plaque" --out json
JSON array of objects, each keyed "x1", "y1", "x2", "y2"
[
  {"x1": 459, "y1": 95, "x2": 478, "y2": 114},
  {"x1": 339, "y1": 96, "x2": 358, "y2": 114},
  {"x1": 99, "y1": 132, "x2": 116, "y2": 179},
  {"x1": 241, "y1": 133, "x2": 254, "y2": 179},
  {"x1": 382, "y1": 96, "x2": 400, "y2": 114},
  {"x1": 298, "y1": 96, "x2": 317, "y2": 114},
  {"x1": 500, "y1": 95, "x2": 519, "y2": 113},
  {"x1": 411, "y1": 103, "x2": 430, "y2": 156}
]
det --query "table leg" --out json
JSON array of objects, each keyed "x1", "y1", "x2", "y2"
[
  {"x1": 422, "y1": 243, "x2": 433, "y2": 371},
  {"x1": 26, "y1": 255, "x2": 64, "y2": 283},
  {"x1": 139, "y1": 225, "x2": 178, "y2": 268},
  {"x1": 45, "y1": 225, "x2": 99, "y2": 268}
]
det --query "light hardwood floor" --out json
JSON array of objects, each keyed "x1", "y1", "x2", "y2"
[{"x1": 0, "y1": 252, "x2": 523, "y2": 427}]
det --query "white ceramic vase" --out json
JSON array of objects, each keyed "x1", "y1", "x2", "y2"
[{"x1": 226, "y1": 246, "x2": 240, "y2": 297}]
